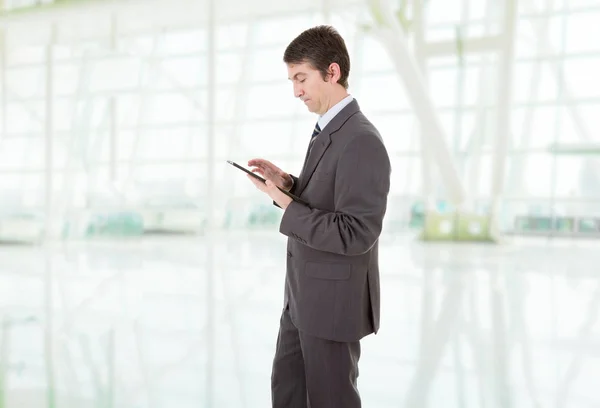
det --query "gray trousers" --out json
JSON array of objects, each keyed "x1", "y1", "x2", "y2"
[{"x1": 271, "y1": 307, "x2": 361, "y2": 408}]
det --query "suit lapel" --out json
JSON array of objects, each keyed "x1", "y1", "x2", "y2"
[
  {"x1": 296, "y1": 132, "x2": 331, "y2": 195},
  {"x1": 296, "y1": 100, "x2": 361, "y2": 196}
]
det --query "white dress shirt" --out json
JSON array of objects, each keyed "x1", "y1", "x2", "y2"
[
  {"x1": 317, "y1": 94, "x2": 354, "y2": 131},
  {"x1": 288, "y1": 94, "x2": 354, "y2": 191}
]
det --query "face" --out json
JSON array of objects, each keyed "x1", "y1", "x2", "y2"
[{"x1": 287, "y1": 61, "x2": 339, "y2": 115}]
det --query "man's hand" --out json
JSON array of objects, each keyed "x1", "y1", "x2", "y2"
[
  {"x1": 247, "y1": 175, "x2": 293, "y2": 209},
  {"x1": 248, "y1": 158, "x2": 293, "y2": 191}
]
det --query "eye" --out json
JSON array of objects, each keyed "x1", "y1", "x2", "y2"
[{"x1": 300, "y1": 79, "x2": 306, "y2": 83}]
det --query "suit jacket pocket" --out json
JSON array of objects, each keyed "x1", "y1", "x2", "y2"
[{"x1": 305, "y1": 261, "x2": 351, "y2": 280}]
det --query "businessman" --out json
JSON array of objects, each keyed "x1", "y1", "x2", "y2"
[{"x1": 247, "y1": 25, "x2": 391, "y2": 408}]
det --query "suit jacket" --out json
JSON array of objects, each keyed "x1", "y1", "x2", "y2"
[{"x1": 277, "y1": 99, "x2": 391, "y2": 343}]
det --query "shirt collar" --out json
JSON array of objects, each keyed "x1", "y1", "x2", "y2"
[{"x1": 317, "y1": 94, "x2": 354, "y2": 131}]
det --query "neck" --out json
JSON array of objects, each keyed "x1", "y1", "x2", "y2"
[{"x1": 320, "y1": 89, "x2": 349, "y2": 115}]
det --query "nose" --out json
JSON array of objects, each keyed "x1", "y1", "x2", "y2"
[{"x1": 294, "y1": 83, "x2": 304, "y2": 98}]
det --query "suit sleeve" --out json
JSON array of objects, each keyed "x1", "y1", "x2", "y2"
[
  {"x1": 273, "y1": 174, "x2": 299, "y2": 209},
  {"x1": 279, "y1": 135, "x2": 391, "y2": 256}
]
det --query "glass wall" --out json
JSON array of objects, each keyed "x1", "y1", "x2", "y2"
[{"x1": 0, "y1": 0, "x2": 599, "y2": 240}]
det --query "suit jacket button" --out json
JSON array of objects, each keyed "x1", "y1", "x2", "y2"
[{"x1": 287, "y1": 251, "x2": 292, "y2": 257}]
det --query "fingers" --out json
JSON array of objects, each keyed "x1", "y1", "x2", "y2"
[
  {"x1": 264, "y1": 179, "x2": 280, "y2": 193},
  {"x1": 247, "y1": 174, "x2": 278, "y2": 194},
  {"x1": 265, "y1": 180, "x2": 292, "y2": 208},
  {"x1": 248, "y1": 158, "x2": 277, "y2": 172},
  {"x1": 248, "y1": 158, "x2": 272, "y2": 167},
  {"x1": 247, "y1": 174, "x2": 265, "y2": 190},
  {"x1": 248, "y1": 159, "x2": 267, "y2": 172},
  {"x1": 247, "y1": 174, "x2": 291, "y2": 207}
]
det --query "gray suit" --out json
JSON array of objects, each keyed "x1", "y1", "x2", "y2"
[{"x1": 271, "y1": 99, "x2": 391, "y2": 408}]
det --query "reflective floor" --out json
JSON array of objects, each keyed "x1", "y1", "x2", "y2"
[{"x1": 1, "y1": 231, "x2": 599, "y2": 407}]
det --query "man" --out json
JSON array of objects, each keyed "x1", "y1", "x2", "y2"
[{"x1": 247, "y1": 25, "x2": 391, "y2": 408}]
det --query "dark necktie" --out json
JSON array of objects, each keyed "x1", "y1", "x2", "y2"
[
  {"x1": 299, "y1": 122, "x2": 321, "y2": 179},
  {"x1": 308, "y1": 123, "x2": 321, "y2": 155}
]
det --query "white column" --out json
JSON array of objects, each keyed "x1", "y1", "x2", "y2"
[
  {"x1": 109, "y1": 14, "x2": 118, "y2": 184},
  {"x1": 413, "y1": 0, "x2": 435, "y2": 211},
  {"x1": 109, "y1": 97, "x2": 117, "y2": 183},
  {"x1": 0, "y1": 28, "x2": 6, "y2": 143},
  {"x1": 43, "y1": 22, "x2": 58, "y2": 400},
  {"x1": 205, "y1": 0, "x2": 216, "y2": 406},
  {"x1": 44, "y1": 253, "x2": 56, "y2": 408},
  {"x1": 0, "y1": 317, "x2": 8, "y2": 407},
  {"x1": 490, "y1": 0, "x2": 517, "y2": 217},
  {"x1": 107, "y1": 328, "x2": 116, "y2": 408},
  {"x1": 44, "y1": 25, "x2": 56, "y2": 240},
  {"x1": 466, "y1": 0, "x2": 495, "y2": 200},
  {"x1": 368, "y1": 0, "x2": 467, "y2": 207}
]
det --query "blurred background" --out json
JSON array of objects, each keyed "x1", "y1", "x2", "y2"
[{"x1": 0, "y1": 0, "x2": 599, "y2": 406}]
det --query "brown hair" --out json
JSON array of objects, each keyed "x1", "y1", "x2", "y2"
[{"x1": 283, "y1": 25, "x2": 350, "y2": 89}]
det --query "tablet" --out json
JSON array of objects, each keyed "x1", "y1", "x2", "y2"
[
  {"x1": 227, "y1": 160, "x2": 308, "y2": 206},
  {"x1": 227, "y1": 160, "x2": 267, "y2": 183}
]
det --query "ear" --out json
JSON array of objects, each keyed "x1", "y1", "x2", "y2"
[{"x1": 327, "y1": 63, "x2": 341, "y2": 84}]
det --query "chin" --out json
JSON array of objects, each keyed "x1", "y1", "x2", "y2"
[{"x1": 306, "y1": 104, "x2": 318, "y2": 113}]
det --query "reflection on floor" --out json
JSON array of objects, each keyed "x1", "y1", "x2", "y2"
[{"x1": 0, "y1": 231, "x2": 599, "y2": 407}]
